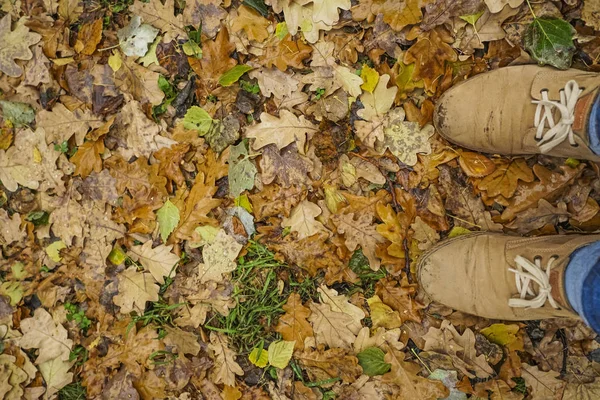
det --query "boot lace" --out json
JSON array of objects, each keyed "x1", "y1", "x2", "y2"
[
  {"x1": 533, "y1": 80, "x2": 583, "y2": 153},
  {"x1": 508, "y1": 255, "x2": 559, "y2": 309}
]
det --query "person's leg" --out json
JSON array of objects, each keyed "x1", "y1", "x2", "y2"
[
  {"x1": 588, "y1": 94, "x2": 600, "y2": 154},
  {"x1": 564, "y1": 242, "x2": 600, "y2": 333}
]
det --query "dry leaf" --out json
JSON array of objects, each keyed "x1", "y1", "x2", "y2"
[
  {"x1": 275, "y1": 293, "x2": 314, "y2": 351},
  {"x1": 113, "y1": 266, "x2": 160, "y2": 314}
]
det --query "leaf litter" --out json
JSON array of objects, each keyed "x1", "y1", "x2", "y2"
[{"x1": 0, "y1": 0, "x2": 600, "y2": 399}]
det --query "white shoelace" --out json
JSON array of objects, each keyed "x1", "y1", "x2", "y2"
[
  {"x1": 508, "y1": 255, "x2": 559, "y2": 309},
  {"x1": 532, "y1": 80, "x2": 583, "y2": 153}
]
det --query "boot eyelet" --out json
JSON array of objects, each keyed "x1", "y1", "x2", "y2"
[
  {"x1": 533, "y1": 255, "x2": 542, "y2": 262},
  {"x1": 571, "y1": 143, "x2": 579, "y2": 148},
  {"x1": 534, "y1": 136, "x2": 542, "y2": 142},
  {"x1": 550, "y1": 254, "x2": 559, "y2": 260}
]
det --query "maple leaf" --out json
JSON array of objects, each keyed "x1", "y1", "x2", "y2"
[
  {"x1": 246, "y1": 110, "x2": 318, "y2": 153},
  {"x1": 404, "y1": 27, "x2": 458, "y2": 93},
  {"x1": 129, "y1": 0, "x2": 185, "y2": 40},
  {"x1": 198, "y1": 229, "x2": 243, "y2": 283},
  {"x1": 70, "y1": 138, "x2": 104, "y2": 178},
  {"x1": 282, "y1": 200, "x2": 327, "y2": 240},
  {"x1": 113, "y1": 266, "x2": 160, "y2": 314},
  {"x1": 231, "y1": 5, "x2": 270, "y2": 42},
  {"x1": 477, "y1": 159, "x2": 534, "y2": 198},
  {"x1": 128, "y1": 241, "x2": 179, "y2": 284},
  {"x1": 0, "y1": 15, "x2": 41, "y2": 77},
  {"x1": 332, "y1": 211, "x2": 385, "y2": 271},
  {"x1": 208, "y1": 332, "x2": 244, "y2": 387},
  {"x1": 275, "y1": 293, "x2": 314, "y2": 350},
  {"x1": 19, "y1": 308, "x2": 73, "y2": 364},
  {"x1": 295, "y1": 346, "x2": 362, "y2": 384},
  {"x1": 357, "y1": 74, "x2": 397, "y2": 121}
]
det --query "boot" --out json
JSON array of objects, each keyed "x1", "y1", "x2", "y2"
[
  {"x1": 434, "y1": 65, "x2": 600, "y2": 161},
  {"x1": 417, "y1": 233, "x2": 600, "y2": 320}
]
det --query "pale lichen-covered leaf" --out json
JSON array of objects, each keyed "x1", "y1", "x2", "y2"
[
  {"x1": 117, "y1": 15, "x2": 159, "y2": 57},
  {"x1": 197, "y1": 229, "x2": 243, "y2": 283}
]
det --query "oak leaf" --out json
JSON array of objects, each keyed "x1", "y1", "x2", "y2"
[
  {"x1": 368, "y1": 295, "x2": 402, "y2": 329},
  {"x1": 332, "y1": 212, "x2": 385, "y2": 270},
  {"x1": 209, "y1": 332, "x2": 244, "y2": 387},
  {"x1": 474, "y1": 380, "x2": 523, "y2": 400},
  {"x1": 375, "y1": 276, "x2": 424, "y2": 324},
  {"x1": 183, "y1": 0, "x2": 227, "y2": 39},
  {"x1": 318, "y1": 285, "x2": 365, "y2": 329},
  {"x1": 501, "y1": 164, "x2": 585, "y2": 221},
  {"x1": 74, "y1": 18, "x2": 103, "y2": 55},
  {"x1": 231, "y1": 5, "x2": 270, "y2": 42},
  {"x1": 37, "y1": 103, "x2": 102, "y2": 145},
  {"x1": 411, "y1": 216, "x2": 439, "y2": 251},
  {"x1": 19, "y1": 308, "x2": 73, "y2": 364},
  {"x1": 295, "y1": 346, "x2": 362, "y2": 384},
  {"x1": 113, "y1": 266, "x2": 160, "y2": 314},
  {"x1": 380, "y1": 108, "x2": 435, "y2": 166},
  {"x1": 198, "y1": 229, "x2": 243, "y2": 283},
  {"x1": 128, "y1": 241, "x2": 179, "y2": 284},
  {"x1": 477, "y1": 159, "x2": 534, "y2": 198},
  {"x1": 154, "y1": 143, "x2": 190, "y2": 188},
  {"x1": 282, "y1": 200, "x2": 327, "y2": 240},
  {"x1": 357, "y1": 74, "x2": 397, "y2": 121},
  {"x1": 262, "y1": 34, "x2": 313, "y2": 71},
  {"x1": 506, "y1": 199, "x2": 570, "y2": 233},
  {"x1": 376, "y1": 203, "x2": 405, "y2": 258},
  {"x1": 521, "y1": 363, "x2": 564, "y2": 399},
  {"x1": 259, "y1": 144, "x2": 314, "y2": 187},
  {"x1": 0, "y1": 210, "x2": 25, "y2": 245},
  {"x1": 173, "y1": 172, "x2": 221, "y2": 241},
  {"x1": 275, "y1": 293, "x2": 314, "y2": 351},
  {"x1": 246, "y1": 110, "x2": 318, "y2": 153},
  {"x1": 312, "y1": 0, "x2": 351, "y2": 25},
  {"x1": 189, "y1": 27, "x2": 236, "y2": 93},
  {"x1": 380, "y1": 0, "x2": 432, "y2": 31},
  {"x1": 249, "y1": 67, "x2": 302, "y2": 100},
  {"x1": 70, "y1": 139, "x2": 104, "y2": 178},
  {"x1": 382, "y1": 348, "x2": 449, "y2": 399},
  {"x1": 308, "y1": 301, "x2": 362, "y2": 350},
  {"x1": 458, "y1": 151, "x2": 496, "y2": 178},
  {"x1": 115, "y1": 59, "x2": 165, "y2": 105},
  {"x1": 175, "y1": 281, "x2": 235, "y2": 328},
  {"x1": 250, "y1": 184, "x2": 304, "y2": 220},
  {"x1": 129, "y1": 0, "x2": 185, "y2": 40},
  {"x1": 404, "y1": 27, "x2": 458, "y2": 93},
  {"x1": 39, "y1": 358, "x2": 74, "y2": 399},
  {"x1": 105, "y1": 155, "x2": 168, "y2": 198},
  {"x1": 0, "y1": 15, "x2": 41, "y2": 77}
]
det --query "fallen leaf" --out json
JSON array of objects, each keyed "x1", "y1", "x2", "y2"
[
  {"x1": 128, "y1": 241, "x2": 179, "y2": 284},
  {"x1": 117, "y1": 15, "x2": 159, "y2": 57},
  {"x1": 275, "y1": 293, "x2": 314, "y2": 351},
  {"x1": 231, "y1": 5, "x2": 270, "y2": 42},
  {"x1": 198, "y1": 229, "x2": 243, "y2": 283},
  {"x1": 246, "y1": 110, "x2": 318, "y2": 153},
  {"x1": 368, "y1": 295, "x2": 403, "y2": 329},
  {"x1": 129, "y1": 0, "x2": 185, "y2": 40},
  {"x1": 332, "y1": 211, "x2": 385, "y2": 271},
  {"x1": 19, "y1": 308, "x2": 73, "y2": 364},
  {"x1": 113, "y1": 266, "x2": 160, "y2": 314},
  {"x1": 70, "y1": 139, "x2": 105, "y2": 178},
  {"x1": 375, "y1": 276, "x2": 424, "y2": 324},
  {"x1": 0, "y1": 15, "x2": 41, "y2": 77},
  {"x1": 268, "y1": 340, "x2": 295, "y2": 369},
  {"x1": 357, "y1": 74, "x2": 397, "y2": 121},
  {"x1": 505, "y1": 199, "x2": 570, "y2": 233},
  {"x1": 74, "y1": 18, "x2": 103, "y2": 55},
  {"x1": 295, "y1": 346, "x2": 362, "y2": 384},
  {"x1": 39, "y1": 358, "x2": 74, "y2": 399},
  {"x1": 282, "y1": 200, "x2": 327, "y2": 240},
  {"x1": 477, "y1": 159, "x2": 534, "y2": 199},
  {"x1": 209, "y1": 332, "x2": 244, "y2": 387}
]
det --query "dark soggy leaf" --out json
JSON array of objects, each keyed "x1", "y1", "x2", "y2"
[
  {"x1": 524, "y1": 18, "x2": 575, "y2": 70},
  {"x1": 243, "y1": 0, "x2": 268, "y2": 17}
]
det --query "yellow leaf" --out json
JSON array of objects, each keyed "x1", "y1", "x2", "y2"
[
  {"x1": 108, "y1": 50, "x2": 122, "y2": 72},
  {"x1": 222, "y1": 385, "x2": 242, "y2": 400},
  {"x1": 33, "y1": 147, "x2": 42, "y2": 163},
  {"x1": 360, "y1": 65, "x2": 379, "y2": 93},
  {"x1": 480, "y1": 323, "x2": 523, "y2": 351},
  {"x1": 448, "y1": 226, "x2": 472, "y2": 238},
  {"x1": 51, "y1": 57, "x2": 75, "y2": 65},
  {"x1": 249, "y1": 347, "x2": 268, "y2": 368},
  {"x1": 234, "y1": 194, "x2": 253, "y2": 213},
  {"x1": 46, "y1": 240, "x2": 66, "y2": 262},
  {"x1": 268, "y1": 340, "x2": 295, "y2": 369},
  {"x1": 367, "y1": 295, "x2": 402, "y2": 329}
]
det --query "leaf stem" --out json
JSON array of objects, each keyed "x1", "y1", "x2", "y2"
[{"x1": 525, "y1": 0, "x2": 536, "y2": 19}]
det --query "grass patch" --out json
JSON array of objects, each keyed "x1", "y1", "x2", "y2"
[
  {"x1": 58, "y1": 381, "x2": 86, "y2": 400},
  {"x1": 205, "y1": 241, "x2": 290, "y2": 353},
  {"x1": 128, "y1": 300, "x2": 186, "y2": 339}
]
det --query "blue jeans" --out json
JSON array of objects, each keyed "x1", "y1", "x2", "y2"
[{"x1": 565, "y1": 242, "x2": 600, "y2": 334}]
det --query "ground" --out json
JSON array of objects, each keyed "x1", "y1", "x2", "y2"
[{"x1": 0, "y1": 0, "x2": 600, "y2": 399}]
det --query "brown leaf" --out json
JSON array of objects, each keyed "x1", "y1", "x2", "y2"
[
  {"x1": 208, "y1": 332, "x2": 244, "y2": 387},
  {"x1": 506, "y1": 199, "x2": 570, "y2": 233},
  {"x1": 375, "y1": 275, "x2": 424, "y2": 324},
  {"x1": 477, "y1": 158, "x2": 534, "y2": 198},
  {"x1": 275, "y1": 293, "x2": 314, "y2": 351},
  {"x1": 261, "y1": 34, "x2": 313, "y2": 71},
  {"x1": 130, "y1": 0, "x2": 185, "y2": 40},
  {"x1": 154, "y1": 143, "x2": 190, "y2": 188},
  {"x1": 173, "y1": 172, "x2": 221, "y2": 241},
  {"x1": 501, "y1": 164, "x2": 585, "y2": 221},
  {"x1": 403, "y1": 27, "x2": 458, "y2": 93},
  {"x1": 231, "y1": 5, "x2": 270, "y2": 42},
  {"x1": 474, "y1": 380, "x2": 523, "y2": 400},
  {"x1": 70, "y1": 138, "x2": 105, "y2": 178},
  {"x1": 458, "y1": 151, "x2": 496, "y2": 178},
  {"x1": 382, "y1": 348, "x2": 449, "y2": 399},
  {"x1": 332, "y1": 211, "x2": 385, "y2": 271},
  {"x1": 295, "y1": 346, "x2": 362, "y2": 384},
  {"x1": 259, "y1": 144, "x2": 313, "y2": 187},
  {"x1": 250, "y1": 184, "x2": 304, "y2": 221},
  {"x1": 74, "y1": 18, "x2": 102, "y2": 55},
  {"x1": 189, "y1": 27, "x2": 236, "y2": 94}
]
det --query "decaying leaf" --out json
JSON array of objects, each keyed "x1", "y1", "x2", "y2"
[
  {"x1": 0, "y1": 15, "x2": 41, "y2": 77},
  {"x1": 198, "y1": 229, "x2": 243, "y2": 283}
]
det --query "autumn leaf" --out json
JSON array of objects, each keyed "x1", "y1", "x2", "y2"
[
  {"x1": 129, "y1": 0, "x2": 185, "y2": 40},
  {"x1": 74, "y1": 18, "x2": 103, "y2": 55},
  {"x1": 275, "y1": 293, "x2": 314, "y2": 351},
  {"x1": 197, "y1": 229, "x2": 243, "y2": 283},
  {"x1": 19, "y1": 308, "x2": 73, "y2": 364},
  {"x1": 128, "y1": 241, "x2": 179, "y2": 284},
  {"x1": 357, "y1": 74, "x2": 397, "y2": 121},
  {"x1": 282, "y1": 200, "x2": 327, "y2": 240},
  {"x1": 0, "y1": 15, "x2": 41, "y2": 77},
  {"x1": 262, "y1": 34, "x2": 313, "y2": 71},
  {"x1": 231, "y1": 5, "x2": 270, "y2": 42},
  {"x1": 245, "y1": 110, "x2": 318, "y2": 153},
  {"x1": 375, "y1": 276, "x2": 424, "y2": 324},
  {"x1": 477, "y1": 158, "x2": 534, "y2": 199},
  {"x1": 332, "y1": 212, "x2": 385, "y2": 271},
  {"x1": 70, "y1": 139, "x2": 105, "y2": 178},
  {"x1": 368, "y1": 295, "x2": 403, "y2": 329},
  {"x1": 404, "y1": 27, "x2": 458, "y2": 93},
  {"x1": 113, "y1": 266, "x2": 160, "y2": 314},
  {"x1": 209, "y1": 332, "x2": 244, "y2": 387},
  {"x1": 295, "y1": 346, "x2": 362, "y2": 384},
  {"x1": 505, "y1": 199, "x2": 570, "y2": 233},
  {"x1": 117, "y1": 15, "x2": 159, "y2": 57}
]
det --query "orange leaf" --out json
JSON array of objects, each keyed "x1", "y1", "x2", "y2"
[
  {"x1": 458, "y1": 151, "x2": 496, "y2": 178},
  {"x1": 71, "y1": 139, "x2": 105, "y2": 178},
  {"x1": 274, "y1": 293, "x2": 314, "y2": 350}
]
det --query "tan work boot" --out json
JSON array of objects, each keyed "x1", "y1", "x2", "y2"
[
  {"x1": 434, "y1": 65, "x2": 600, "y2": 161},
  {"x1": 417, "y1": 233, "x2": 600, "y2": 320}
]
